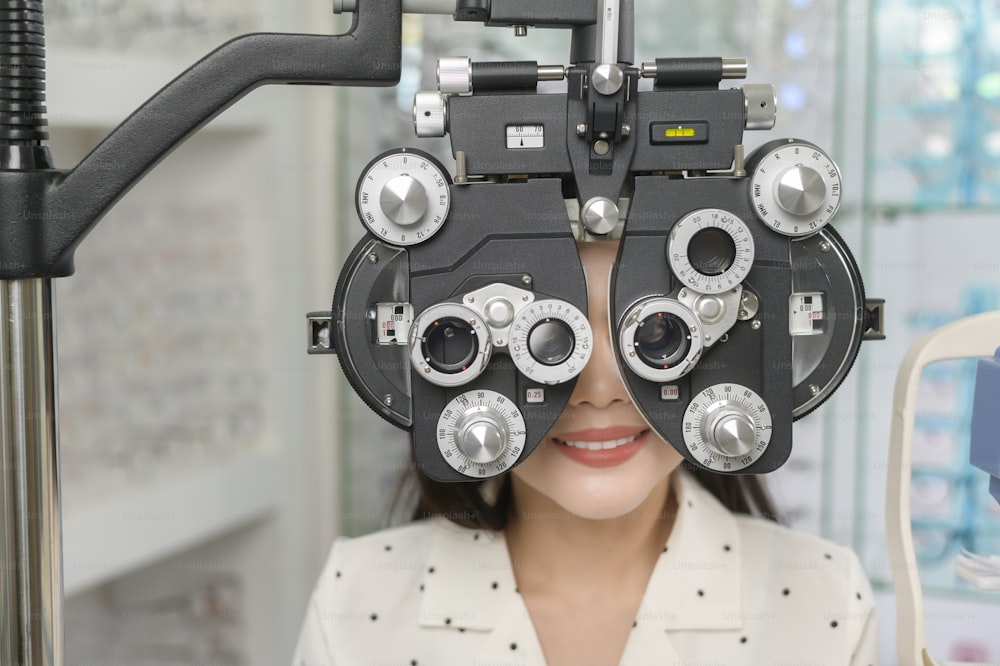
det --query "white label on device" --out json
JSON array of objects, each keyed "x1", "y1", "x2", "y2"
[{"x1": 506, "y1": 124, "x2": 544, "y2": 149}]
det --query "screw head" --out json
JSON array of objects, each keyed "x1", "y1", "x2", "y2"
[
  {"x1": 751, "y1": 320, "x2": 762, "y2": 330},
  {"x1": 384, "y1": 394, "x2": 394, "y2": 406},
  {"x1": 621, "y1": 123, "x2": 631, "y2": 137},
  {"x1": 521, "y1": 275, "x2": 532, "y2": 286},
  {"x1": 820, "y1": 241, "x2": 831, "y2": 253},
  {"x1": 367, "y1": 253, "x2": 379, "y2": 264},
  {"x1": 576, "y1": 123, "x2": 587, "y2": 136},
  {"x1": 809, "y1": 384, "x2": 821, "y2": 396}
]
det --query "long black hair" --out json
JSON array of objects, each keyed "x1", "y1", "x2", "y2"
[{"x1": 390, "y1": 442, "x2": 782, "y2": 531}]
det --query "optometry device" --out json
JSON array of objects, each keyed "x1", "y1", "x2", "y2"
[{"x1": 308, "y1": 0, "x2": 886, "y2": 482}]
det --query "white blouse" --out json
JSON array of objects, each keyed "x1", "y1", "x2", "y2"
[{"x1": 292, "y1": 470, "x2": 878, "y2": 665}]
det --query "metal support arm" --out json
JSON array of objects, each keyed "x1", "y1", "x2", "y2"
[
  {"x1": 1, "y1": 3, "x2": 403, "y2": 665},
  {"x1": 0, "y1": 0, "x2": 404, "y2": 280}
]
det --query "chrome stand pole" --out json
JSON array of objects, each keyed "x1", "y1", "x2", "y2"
[{"x1": 1, "y1": 279, "x2": 63, "y2": 666}]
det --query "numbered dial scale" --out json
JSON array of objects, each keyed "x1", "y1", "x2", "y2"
[
  {"x1": 682, "y1": 384, "x2": 773, "y2": 471},
  {"x1": 509, "y1": 300, "x2": 593, "y2": 385},
  {"x1": 356, "y1": 148, "x2": 452, "y2": 246},
  {"x1": 749, "y1": 140, "x2": 842, "y2": 238},
  {"x1": 437, "y1": 390, "x2": 527, "y2": 478},
  {"x1": 667, "y1": 209, "x2": 755, "y2": 294}
]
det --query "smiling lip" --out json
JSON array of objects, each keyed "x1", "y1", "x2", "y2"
[{"x1": 552, "y1": 426, "x2": 649, "y2": 468}]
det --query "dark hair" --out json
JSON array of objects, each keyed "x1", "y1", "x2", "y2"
[{"x1": 390, "y1": 451, "x2": 783, "y2": 531}]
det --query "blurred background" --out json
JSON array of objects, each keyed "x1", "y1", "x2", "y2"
[{"x1": 44, "y1": 0, "x2": 998, "y2": 663}]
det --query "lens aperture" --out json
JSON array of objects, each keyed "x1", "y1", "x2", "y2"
[
  {"x1": 422, "y1": 317, "x2": 478, "y2": 374},
  {"x1": 527, "y1": 319, "x2": 576, "y2": 366},
  {"x1": 688, "y1": 227, "x2": 737, "y2": 276},
  {"x1": 634, "y1": 313, "x2": 690, "y2": 369}
]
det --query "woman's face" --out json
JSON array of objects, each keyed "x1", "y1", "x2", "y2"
[{"x1": 510, "y1": 241, "x2": 684, "y2": 520}]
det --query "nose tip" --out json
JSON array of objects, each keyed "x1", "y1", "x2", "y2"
[{"x1": 568, "y1": 313, "x2": 630, "y2": 409}]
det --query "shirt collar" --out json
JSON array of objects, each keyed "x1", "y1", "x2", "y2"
[{"x1": 418, "y1": 467, "x2": 743, "y2": 633}]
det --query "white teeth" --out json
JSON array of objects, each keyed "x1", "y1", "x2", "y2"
[{"x1": 559, "y1": 434, "x2": 640, "y2": 450}]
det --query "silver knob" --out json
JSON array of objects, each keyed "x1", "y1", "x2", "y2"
[
  {"x1": 743, "y1": 84, "x2": 777, "y2": 130},
  {"x1": 592, "y1": 64, "x2": 624, "y2": 96},
  {"x1": 776, "y1": 166, "x2": 826, "y2": 216},
  {"x1": 438, "y1": 56, "x2": 472, "y2": 94},
  {"x1": 413, "y1": 91, "x2": 447, "y2": 137},
  {"x1": 380, "y1": 175, "x2": 428, "y2": 226},
  {"x1": 484, "y1": 297, "x2": 515, "y2": 328},
  {"x1": 457, "y1": 413, "x2": 507, "y2": 463},
  {"x1": 701, "y1": 404, "x2": 757, "y2": 458},
  {"x1": 581, "y1": 197, "x2": 620, "y2": 235}
]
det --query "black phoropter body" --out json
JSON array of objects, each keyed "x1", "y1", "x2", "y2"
[{"x1": 319, "y1": 2, "x2": 885, "y2": 483}]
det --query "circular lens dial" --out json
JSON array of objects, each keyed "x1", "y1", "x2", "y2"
[
  {"x1": 356, "y1": 148, "x2": 451, "y2": 246},
  {"x1": 618, "y1": 299, "x2": 703, "y2": 382},
  {"x1": 410, "y1": 303, "x2": 491, "y2": 387},
  {"x1": 682, "y1": 384, "x2": 773, "y2": 471},
  {"x1": 667, "y1": 209, "x2": 755, "y2": 294},
  {"x1": 436, "y1": 390, "x2": 527, "y2": 478},
  {"x1": 510, "y1": 300, "x2": 592, "y2": 385},
  {"x1": 749, "y1": 140, "x2": 842, "y2": 237}
]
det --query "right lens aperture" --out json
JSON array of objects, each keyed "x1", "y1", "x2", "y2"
[{"x1": 635, "y1": 313, "x2": 690, "y2": 369}]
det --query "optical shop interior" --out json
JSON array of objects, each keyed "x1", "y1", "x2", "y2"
[{"x1": 28, "y1": 0, "x2": 999, "y2": 664}]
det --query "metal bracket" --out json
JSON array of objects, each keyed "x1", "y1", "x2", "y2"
[
  {"x1": 307, "y1": 312, "x2": 337, "y2": 355},
  {"x1": 863, "y1": 298, "x2": 886, "y2": 341}
]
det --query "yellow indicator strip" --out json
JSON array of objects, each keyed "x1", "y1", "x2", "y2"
[{"x1": 650, "y1": 121, "x2": 709, "y2": 145}]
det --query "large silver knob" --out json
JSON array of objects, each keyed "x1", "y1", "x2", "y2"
[
  {"x1": 592, "y1": 64, "x2": 624, "y2": 96},
  {"x1": 413, "y1": 91, "x2": 447, "y2": 137},
  {"x1": 356, "y1": 148, "x2": 451, "y2": 246},
  {"x1": 682, "y1": 384, "x2": 772, "y2": 471},
  {"x1": 380, "y1": 175, "x2": 428, "y2": 227},
  {"x1": 457, "y1": 412, "x2": 507, "y2": 463},
  {"x1": 581, "y1": 197, "x2": 620, "y2": 236},
  {"x1": 436, "y1": 390, "x2": 527, "y2": 478},
  {"x1": 748, "y1": 140, "x2": 843, "y2": 237},
  {"x1": 701, "y1": 405, "x2": 756, "y2": 458},
  {"x1": 776, "y1": 166, "x2": 826, "y2": 217}
]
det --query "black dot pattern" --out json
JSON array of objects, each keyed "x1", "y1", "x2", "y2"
[{"x1": 295, "y1": 476, "x2": 878, "y2": 665}]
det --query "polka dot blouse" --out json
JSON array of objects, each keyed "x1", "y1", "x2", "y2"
[{"x1": 292, "y1": 469, "x2": 878, "y2": 665}]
